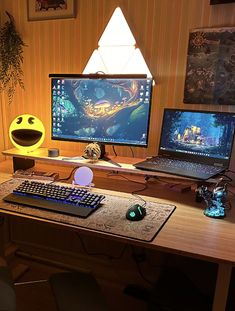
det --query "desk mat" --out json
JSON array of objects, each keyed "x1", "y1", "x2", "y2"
[{"x1": 0, "y1": 179, "x2": 176, "y2": 242}]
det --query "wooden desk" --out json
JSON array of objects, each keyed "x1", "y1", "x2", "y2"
[{"x1": 0, "y1": 160, "x2": 234, "y2": 311}]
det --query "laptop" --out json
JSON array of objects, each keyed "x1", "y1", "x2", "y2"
[{"x1": 134, "y1": 109, "x2": 235, "y2": 180}]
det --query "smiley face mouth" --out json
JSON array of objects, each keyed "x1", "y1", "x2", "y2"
[{"x1": 11, "y1": 129, "x2": 43, "y2": 146}]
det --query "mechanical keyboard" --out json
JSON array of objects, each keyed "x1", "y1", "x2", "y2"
[{"x1": 3, "y1": 180, "x2": 105, "y2": 218}]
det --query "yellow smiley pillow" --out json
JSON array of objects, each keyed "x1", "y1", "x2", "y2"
[{"x1": 9, "y1": 114, "x2": 45, "y2": 152}]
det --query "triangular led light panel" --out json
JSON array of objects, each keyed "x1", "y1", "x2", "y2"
[
  {"x1": 98, "y1": 46, "x2": 135, "y2": 73},
  {"x1": 83, "y1": 50, "x2": 107, "y2": 74},
  {"x1": 98, "y1": 7, "x2": 136, "y2": 47},
  {"x1": 123, "y1": 48, "x2": 152, "y2": 77},
  {"x1": 83, "y1": 7, "x2": 153, "y2": 79}
]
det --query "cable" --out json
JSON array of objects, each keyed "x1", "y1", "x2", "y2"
[
  {"x1": 131, "y1": 194, "x2": 147, "y2": 207},
  {"x1": 75, "y1": 232, "x2": 128, "y2": 260},
  {"x1": 76, "y1": 233, "x2": 156, "y2": 285},
  {"x1": 130, "y1": 246, "x2": 155, "y2": 286},
  {"x1": 107, "y1": 172, "x2": 147, "y2": 188},
  {"x1": 228, "y1": 188, "x2": 235, "y2": 196},
  {"x1": 218, "y1": 173, "x2": 233, "y2": 182},
  {"x1": 56, "y1": 166, "x2": 79, "y2": 182},
  {"x1": 132, "y1": 183, "x2": 148, "y2": 207},
  {"x1": 107, "y1": 172, "x2": 149, "y2": 206},
  {"x1": 129, "y1": 146, "x2": 134, "y2": 157},
  {"x1": 111, "y1": 145, "x2": 134, "y2": 158},
  {"x1": 134, "y1": 260, "x2": 155, "y2": 286},
  {"x1": 226, "y1": 169, "x2": 235, "y2": 175},
  {"x1": 146, "y1": 175, "x2": 195, "y2": 191},
  {"x1": 112, "y1": 145, "x2": 117, "y2": 156}
]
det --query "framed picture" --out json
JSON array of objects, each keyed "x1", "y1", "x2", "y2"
[
  {"x1": 27, "y1": 0, "x2": 76, "y2": 21},
  {"x1": 210, "y1": 0, "x2": 235, "y2": 4},
  {"x1": 183, "y1": 27, "x2": 235, "y2": 105}
]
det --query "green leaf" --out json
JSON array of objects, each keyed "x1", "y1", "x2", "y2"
[{"x1": 0, "y1": 11, "x2": 26, "y2": 104}]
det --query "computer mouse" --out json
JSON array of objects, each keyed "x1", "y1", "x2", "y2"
[{"x1": 126, "y1": 204, "x2": 146, "y2": 221}]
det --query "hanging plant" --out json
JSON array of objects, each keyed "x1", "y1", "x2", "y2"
[{"x1": 0, "y1": 11, "x2": 26, "y2": 104}]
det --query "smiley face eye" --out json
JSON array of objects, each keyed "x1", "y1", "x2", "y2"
[
  {"x1": 28, "y1": 117, "x2": 35, "y2": 124},
  {"x1": 16, "y1": 117, "x2": 23, "y2": 124}
]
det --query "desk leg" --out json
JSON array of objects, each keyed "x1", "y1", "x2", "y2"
[{"x1": 212, "y1": 263, "x2": 232, "y2": 311}]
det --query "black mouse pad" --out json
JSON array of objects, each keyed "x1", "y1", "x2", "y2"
[{"x1": 0, "y1": 179, "x2": 176, "y2": 242}]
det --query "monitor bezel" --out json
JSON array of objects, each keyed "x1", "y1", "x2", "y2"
[{"x1": 50, "y1": 73, "x2": 153, "y2": 149}]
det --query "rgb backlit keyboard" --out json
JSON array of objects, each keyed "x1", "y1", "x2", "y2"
[{"x1": 3, "y1": 180, "x2": 105, "y2": 218}]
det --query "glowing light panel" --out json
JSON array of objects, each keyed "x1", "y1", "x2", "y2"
[
  {"x1": 98, "y1": 46, "x2": 135, "y2": 73},
  {"x1": 83, "y1": 7, "x2": 153, "y2": 80},
  {"x1": 98, "y1": 7, "x2": 136, "y2": 46}
]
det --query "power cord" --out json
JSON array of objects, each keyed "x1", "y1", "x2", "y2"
[
  {"x1": 130, "y1": 246, "x2": 155, "y2": 286},
  {"x1": 75, "y1": 232, "x2": 128, "y2": 260},
  {"x1": 56, "y1": 166, "x2": 79, "y2": 182},
  {"x1": 107, "y1": 172, "x2": 149, "y2": 206},
  {"x1": 146, "y1": 175, "x2": 195, "y2": 190},
  {"x1": 218, "y1": 172, "x2": 233, "y2": 182},
  {"x1": 107, "y1": 171, "x2": 148, "y2": 189},
  {"x1": 75, "y1": 232, "x2": 157, "y2": 287},
  {"x1": 112, "y1": 145, "x2": 117, "y2": 157},
  {"x1": 129, "y1": 146, "x2": 134, "y2": 157},
  {"x1": 226, "y1": 169, "x2": 235, "y2": 175},
  {"x1": 75, "y1": 232, "x2": 162, "y2": 286},
  {"x1": 111, "y1": 145, "x2": 135, "y2": 158}
]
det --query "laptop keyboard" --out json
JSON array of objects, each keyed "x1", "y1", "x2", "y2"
[
  {"x1": 134, "y1": 157, "x2": 224, "y2": 180},
  {"x1": 150, "y1": 158, "x2": 220, "y2": 173}
]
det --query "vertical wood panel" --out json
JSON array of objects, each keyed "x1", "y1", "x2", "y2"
[{"x1": 0, "y1": 0, "x2": 235, "y2": 160}]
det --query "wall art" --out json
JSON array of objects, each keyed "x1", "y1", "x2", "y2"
[
  {"x1": 184, "y1": 27, "x2": 235, "y2": 105},
  {"x1": 27, "y1": 0, "x2": 76, "y2": 21}
]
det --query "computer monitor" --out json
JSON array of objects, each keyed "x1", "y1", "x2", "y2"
[
  {"x1": 159, "y1": 109, "x2": 235, "y2": 165},
  {"x1": 50, "y1": 74, "x2": 153, "y2": 157}
]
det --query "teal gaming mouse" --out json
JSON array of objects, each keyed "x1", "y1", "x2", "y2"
[{"x1": 126, "y1": 204, "x2": 146, "y2": 221}]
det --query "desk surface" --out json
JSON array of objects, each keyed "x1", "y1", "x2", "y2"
[{"x1": 0, "y1": 161, "x2": 235, "y2": 266}]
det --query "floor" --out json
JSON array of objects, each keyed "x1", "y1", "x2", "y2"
[{"x1": 12, "y1": 257, "x2": 148, "y2": 311}]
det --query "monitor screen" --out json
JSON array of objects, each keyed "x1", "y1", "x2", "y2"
[
  {"x1": 51, "y1": 75, "x2": 153, "y2": 148},
  {"x1": 159, "y1": 109, "x2": 235, "y2": 161}
]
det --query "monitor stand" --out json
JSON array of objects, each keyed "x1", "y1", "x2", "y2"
[{"x1": 98, "y1": 144, "x2": 122, "y2": 168}]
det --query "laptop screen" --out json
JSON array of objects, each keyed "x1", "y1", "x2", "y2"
[{"x1": 159, "y1": 109, "x2": 235, "y2": 165}]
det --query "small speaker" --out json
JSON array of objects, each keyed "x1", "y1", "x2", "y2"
[
  {"x1": 73, "y1": 167, "x2": 93, "y2": 187},
  {"x1": 48, "y1": 148, "x2": 60, "y2": 157}
]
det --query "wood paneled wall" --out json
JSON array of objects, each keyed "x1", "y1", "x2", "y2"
[{"x1": 0, "y1": 0, "x2": 235, "y2": 160}]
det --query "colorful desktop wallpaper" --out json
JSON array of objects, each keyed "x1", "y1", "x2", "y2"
[
  {"x1": 51, "y1": 78, "x2": 152, "y2": 146},
  {"x1": 160, "y1": 110, "x2": 235, "y2": 159}
]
